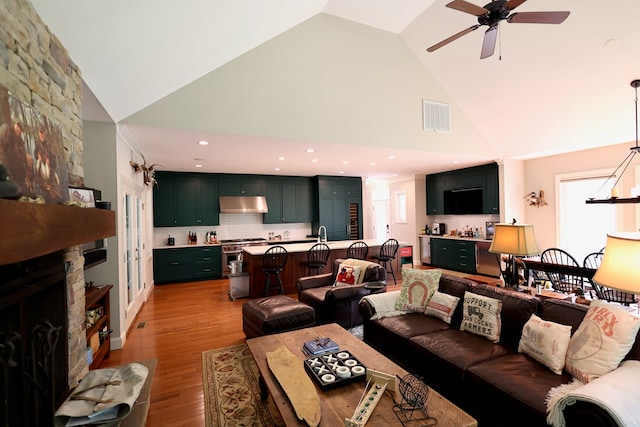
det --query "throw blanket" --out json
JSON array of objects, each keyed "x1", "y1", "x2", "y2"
[
  {"x1": 546, "y1": 360, "x2": 640, "y2": 427},
  {"x1": 342, "y1": 258, "x2": 380, "y2": 284},
  {"x1": 361, "y1": 290, "x2": 406, "y2": 320}
]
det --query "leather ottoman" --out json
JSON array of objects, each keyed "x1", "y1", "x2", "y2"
[{"x1": 242, "y1": 295, "x2": 315, "y2": 339}]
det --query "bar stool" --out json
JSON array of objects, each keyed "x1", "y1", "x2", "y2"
[
  {"x1": 306, "y1": 243, "x2": 330, "y2": 276},
  {"x1": 372, "y1": 238, "x2": 399, "y2": 284},
  {"x1": 346, "y1": 241, "x2": 369, "y2": 260},
  {"x1": 262, "y1": 246, "x2": 288, "y2": 296}
]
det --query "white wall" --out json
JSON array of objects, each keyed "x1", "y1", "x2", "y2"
[{"x1": 524, "y1": 141, "x2": 639, "y2": 251}]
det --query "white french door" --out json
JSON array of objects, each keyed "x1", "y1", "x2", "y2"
[{"x1": 122, "y1": 182, "x2": 145, "y2": 332}]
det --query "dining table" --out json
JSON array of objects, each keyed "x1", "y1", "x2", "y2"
[{"x1": 518, "y1": 256, "x2": 596, "y2": 281}]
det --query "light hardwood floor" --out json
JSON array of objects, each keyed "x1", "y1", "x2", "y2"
[{"x1": 101, "y1": 267, "x2": 478, "y2": 426}]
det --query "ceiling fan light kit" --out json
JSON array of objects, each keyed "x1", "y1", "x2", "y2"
[
  {"x1": 427, "y1": 0, "x2": 570, "y2": 59},
  {"x1": 586, "y1": 80, "x2": 640, "y2": 205}
]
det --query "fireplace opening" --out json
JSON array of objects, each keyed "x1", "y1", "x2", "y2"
[{"x1": 0, "y1": 251, "x2": 69, "y2": 427}]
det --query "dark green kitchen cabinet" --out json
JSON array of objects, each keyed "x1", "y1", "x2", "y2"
[
  {"x1": 483, "y1": 165, "x2": 499, "y2": 214},
  {"x1": 218, "y1": 175, "x2": 265, "y2": 196},
  {"x1": 264, "y1": 177, "x2": 313, "y2": 224},
  {"x1": 426, "y1": 174, "x2": 445, "y2": 215},
  {"x1": 154, "y1": 246, "x2": 222, "y2": 283},
  {"x1": 314, "y1": 176, "x2": 362, "y2": 240},
  {"x1": 430, "y1": 238, "x2": 476, "y2": 274},
  {"x1": 153, "y1": 172, "x2": 219, "y2": 227}
]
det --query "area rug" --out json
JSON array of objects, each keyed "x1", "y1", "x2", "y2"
[{"x1": 202, "y1": 344, "x2": 284, "y2": 427}]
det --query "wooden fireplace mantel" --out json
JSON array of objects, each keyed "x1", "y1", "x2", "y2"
[{"x1": 0, "y1": 199, "x2": 116, "y2": 266}]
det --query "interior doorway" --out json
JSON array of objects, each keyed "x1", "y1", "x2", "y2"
[{"x1": 372, "y1": 200, "x2": 390, "y2": 241}]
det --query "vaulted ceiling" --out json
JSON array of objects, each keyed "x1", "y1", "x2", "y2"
[{"x1": 31, "y1": 0, "x2": 640, "y2": 180}]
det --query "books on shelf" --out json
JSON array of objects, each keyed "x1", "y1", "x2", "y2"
[{"x1": 302, "y1": 337, "x2": 339, "y2": 356}]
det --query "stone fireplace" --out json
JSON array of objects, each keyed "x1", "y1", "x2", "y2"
[{"x1": 0, "y1": 200, "x2": 115, "y2": 424}]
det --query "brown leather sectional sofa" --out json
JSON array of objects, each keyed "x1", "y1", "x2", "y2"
[{"x1": 358, "y1": 274, "x2": 640, "y2": 427}]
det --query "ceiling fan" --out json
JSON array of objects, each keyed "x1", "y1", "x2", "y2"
[{"x1": 427, "y1": 0, "x2": 570, "y2": 59}]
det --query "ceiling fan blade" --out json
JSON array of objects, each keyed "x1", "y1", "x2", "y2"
[
  {"x1": 508, "y1": 11, "x2": 570, "y2": 24},
  {"x1": 505, "y1": 0, "x2": 527, "y2": 11},
  {"x1": 427, "y1": 25, "x2": 481, "y2": 52},
  {"x1": 480, "y1": 26, "x2": 498, "y2": 59},
  {"x1": 446, "y1": 0, "x2": 488, "y2": 16}
]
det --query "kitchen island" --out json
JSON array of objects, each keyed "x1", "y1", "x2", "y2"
[{"x1": 242, "y1": 239, "x2": 411, "y2": 298}]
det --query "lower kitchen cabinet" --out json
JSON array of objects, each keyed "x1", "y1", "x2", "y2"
[
  {"x1": 430, "y1": 238, "x2": 476, "y2": 274},
  {"x1": 153, "y1": 246, "x2": 222, "y2": 283}
]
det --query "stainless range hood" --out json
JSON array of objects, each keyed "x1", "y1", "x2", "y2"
[{"x1": 219, "y1": 196, "x2": 269, "y2": 214}]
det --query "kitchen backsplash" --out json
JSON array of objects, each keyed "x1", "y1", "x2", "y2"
[
  {"x1": 153, "y1": 213, "x2": 312, "y2": 246},
  {"x1": 427, "y1": 214, "x2": 500, "y2": 239}
]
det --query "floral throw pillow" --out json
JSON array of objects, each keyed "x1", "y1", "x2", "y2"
[
  {"x1": 460, "y1": 291, "x2": 502, "y2": 343},
  {"x1": 565, "y1": 300, "x2": 640, "y2": 383},
  {"x1": 518, "y1": 314, "x2": 572, "y2": 375},
  {"x1": 395, "y1": 268, "x2": 440, "y2": 312},
  {"x1": 424, "y1": 291, "x2": 460, "y2": 324}
]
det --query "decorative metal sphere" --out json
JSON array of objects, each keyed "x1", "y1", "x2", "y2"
[{"x1": 398, "y1": 374, "x2": 429, "y2": 408}]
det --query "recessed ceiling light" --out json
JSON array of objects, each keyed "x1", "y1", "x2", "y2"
[
  {"x1": 195, "y1": 164, "x2": 203, "y2": 168},
  {"x1": 194, "y1": 158, "x2": 205, "y2": 161},
  {"x1": 274, "y1": 167, "x2": 281, "y2": 171},
  {"x1": 452, "y1": 160, "x2": 460, "y2": 164},
  {"x1": 342, "y1": 160, "x2": 348, "y2": 164},
  {"x1": 388, "y1": 155, "x2": 396, "y2": 160},
  {"x1": 312, "y1": 159, "x2": 318, "y2": 163},
  {"x1": 306, "y1": 148, "x2": 315, "y2": 153},
  {"x1": 369, "y1": 162, "x2": 376, "y2": 166},
  {"x1": 278, "y1": 156, "x2": 285, "y2": 161},
  {"x1": 197, "y1": 140, "x2": 209, "y2": 146},
  {"x1": 605, "y1": 39, "x2": 619, "y2": 48},
  {"x1": 339, "y1": 171, "x2": 345, "y2": 174}
]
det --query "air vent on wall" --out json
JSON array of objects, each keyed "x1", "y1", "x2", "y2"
[{"x1": 423, "y1": 100, "x2": 451, "y2": 133}]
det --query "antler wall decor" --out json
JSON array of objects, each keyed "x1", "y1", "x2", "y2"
[
  {"x1": 524, "y1": 191, "x2": 548, "y2": 208},
  {"x1": 129, "y1": 155, "x2": 161, "y2": 187}
]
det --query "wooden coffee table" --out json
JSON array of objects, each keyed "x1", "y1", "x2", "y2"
[{"x1": 246, "y1": 323, "x2": 477, "y2": 426}]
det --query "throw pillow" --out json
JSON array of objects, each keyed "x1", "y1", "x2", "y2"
[
  {"x1": 334, "y1": 264, "x2": 361, "y2": 286},
  {"x1": 565, "y1": 300, "x2": 640, "y2": 383},
  {"x1": 460, "y1": 291, "x2": 502, "y2": 343},
  {"x1": 424, "y1": 291, "x2": 460, "y2": 324},
  {"x1": 518, "y1": 314, "x2": 572, "y2": 375},
  {"x1": 395, "y1": 269, "x2": 440, "y2": 312}
]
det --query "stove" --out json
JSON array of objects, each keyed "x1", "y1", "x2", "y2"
[{"x1": 221, "y1": 238, "x2": 268, "y2": 277}]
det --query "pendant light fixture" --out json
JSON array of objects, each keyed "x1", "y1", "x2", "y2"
[{"x1": 586, "y1": 79, "x2": 640, "y2": 204}]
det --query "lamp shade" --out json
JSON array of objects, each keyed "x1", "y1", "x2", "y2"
[
  {"x1": 593, "y1": 233, "x2": 640, "y2": 294},
  {"x1": 488, "y1": 223, "x2": 540, "y2": 256}
]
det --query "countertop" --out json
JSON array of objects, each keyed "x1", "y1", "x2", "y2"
[
  {"x1": 419, "y1": 234, "x2": 493, "y2": 243},
  {"x1": 154, "y1": 242, "x2": 222, "y2": 249},
  {"x1": 242, "y1": 239, "x2": 410, "y2": 256}
]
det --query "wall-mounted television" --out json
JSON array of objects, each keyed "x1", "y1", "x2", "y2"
[{"x1": 444, "y1": 187, "x2": 483, "y2": 215}]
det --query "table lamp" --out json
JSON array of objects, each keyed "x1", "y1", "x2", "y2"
[
  {"x1": 489, "y1": 222, "x2": 540, "y2": 287},
  {"x1": 593, "y1": 233, "x2": 640, "y2": 294}
]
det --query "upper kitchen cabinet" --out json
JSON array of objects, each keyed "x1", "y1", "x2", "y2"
[
  {"x1": 263, "y1": 177, "x2": 313, "y2": 224},
  {"x1": 153, "y1": 172, "x2": 219, "y2": 227},
  {"x1": 218, "y1": 175, "x2": 265, "y2": 196},
  {"x1": 314, "y1": 176, "x2": 362, "y2": 240},
  {"x1": 426, "y1": 163, "x2": 499, "y2": 215}
]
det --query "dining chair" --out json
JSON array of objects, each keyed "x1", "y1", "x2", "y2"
[
  {"x1": 540, "y1": 248, "x2": 584, "y2": 293},
  {"x1": 372, "y1": 238, "x2": 399, "y2": 284},
  {"x1": 346, "y1": 241, "x2": 369, "y2": 260},
  {"x1": 583, "y1": 251, "x2": 637, "y2": 306}
]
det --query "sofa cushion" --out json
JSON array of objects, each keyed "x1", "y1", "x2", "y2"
[
  {"x1": 465, "y1": 353, "x2": 573, "y2": 426},
  {"x1": 395, "y1": 268, "x2": 440, "y2": 312},
  {"x1": 565, "y1": 300, "x2": 640, "y2": 383},
  {"x1": 518, "y1": 314, "x2": 572, "y2": 375},
  {"x1": 460, "y1": 291, "x2": 502, "y2": 343},
  {"x1": 425, "y1": 291, "x2": 460, "y2": 324},
  {"x1": 471, "y1": 285, "x2": 540, "y2": 349},
  {"x1": 408, "y1": 329, "x2": 513, "y2": 398}
]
